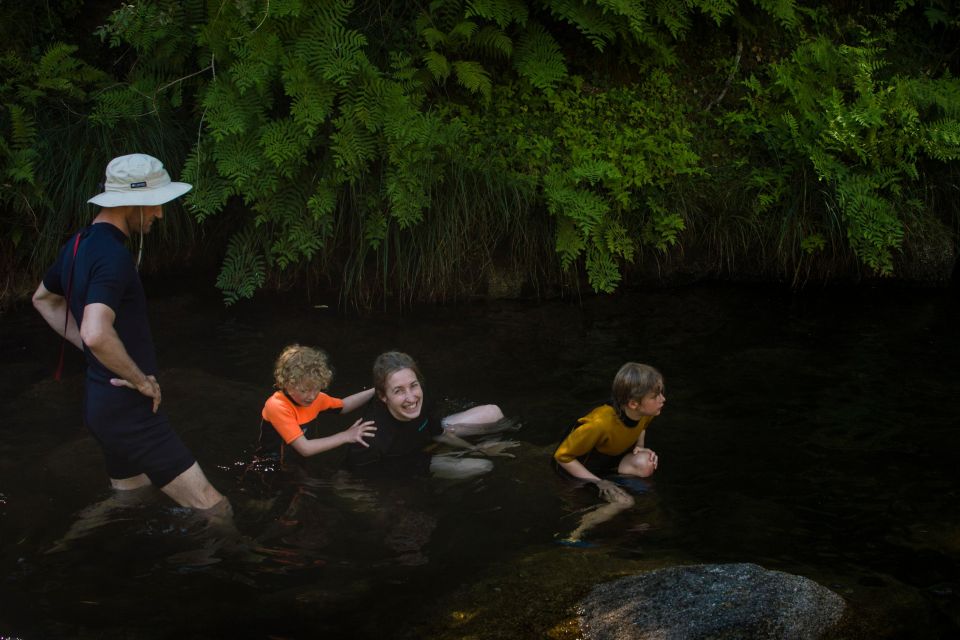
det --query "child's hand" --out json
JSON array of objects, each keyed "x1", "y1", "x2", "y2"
[
  {"x1": 633, "y1": 446, "x2": 658, "y2": 470},
  {"x1": 345, "y1": 419, "x2": 376, "y2": 447},
  {"x1": 596, "y1": 479, "x2": 632, "y2": 504}
]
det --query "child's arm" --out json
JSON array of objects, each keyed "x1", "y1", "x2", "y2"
[
  {"x1": 558, "y1": 459, "x2": 631, "y2": 503},
  {"x1": 289, "y1": 418, "x2": 376, "y2": 457},
  {"x1": 340, "y1": 388, "x2": 375, "y2": 413},
  {"x1": 631, "y1": 431, "x2": 658, "y2": 467}
]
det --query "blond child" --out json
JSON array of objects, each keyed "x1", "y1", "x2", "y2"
[
  {"x1": 259, "y1": 345, "x2": 375, "y2": 464},
  {"x1": 553, "y1": 362, "x2": 665, "y2": 542}
]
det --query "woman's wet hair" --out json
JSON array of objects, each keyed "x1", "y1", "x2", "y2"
[
  {"x1": 273, "y1": 345, "x2": 333, "y2": 391},
  {"x1": 372, "y1": 351, "x2": 423, "y2": 395},
  {"x1": 612, "y1": 362, "x2": 663, "y2": 407}
]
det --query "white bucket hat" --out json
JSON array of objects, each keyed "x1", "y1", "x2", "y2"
[{"x1": 87, "y1": 153, "x2": 192, "y2": 207}]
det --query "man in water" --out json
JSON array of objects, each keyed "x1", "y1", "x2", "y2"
[{"x1": 32, "y1": 153, "x2": 229, "y2": 521}]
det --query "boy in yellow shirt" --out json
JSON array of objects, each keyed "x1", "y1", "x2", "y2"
[{"x1": 553, "y1": 362, "x2": 665, "y2": 543}]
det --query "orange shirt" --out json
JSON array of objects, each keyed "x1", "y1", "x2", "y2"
[{"x1": 261, "y1": 391, "x2": 344, "y2": 444}]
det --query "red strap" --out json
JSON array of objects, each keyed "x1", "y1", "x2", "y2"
[{"x1": 54, "y1": 232, "x2": 83, "y2": 381}]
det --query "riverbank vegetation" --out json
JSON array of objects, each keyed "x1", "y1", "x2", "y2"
[{"x1": 2, "y1": 0, "x2": 959, "y2": 308}]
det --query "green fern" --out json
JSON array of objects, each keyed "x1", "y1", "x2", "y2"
[
  {"x1": 182, "y1": 143, "x2": 235, "y2": 222},
  {"x1": 259, "y1": 117, "x2": 310, "y2": 177},
  {"x1": 465, "y1": 0, "x2": 528, "y2": 28},
  {"x1": 470, "y1": 25, "x2": 514, "y2": 59},
  {"x1": 545, "y1": 0, "x2": 617, "y2": 50},
  {"x1": 423, "y1": 50, "x2": 452, "y2": 81},
  {"x1": 217, "y1": 227, "x2": 267, "y2": 305},
  {"x1": 513, "y1": 23, "x2": 567, "y2": 90},
  {"x1": 453, "y1": 60, "x2": 492, "y2": 100}
]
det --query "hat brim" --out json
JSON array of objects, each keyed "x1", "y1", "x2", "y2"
[{"x1": 88, "y1": 182, "x2": 192, "y2": 207}]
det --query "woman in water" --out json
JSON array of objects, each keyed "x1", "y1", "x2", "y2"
[{"x1": 345, "y1": 351, "x2": 517, "y2": 479}]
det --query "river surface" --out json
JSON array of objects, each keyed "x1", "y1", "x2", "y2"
[{"x1": 1, "y1": 281, "x2": 958, "y2": 639}]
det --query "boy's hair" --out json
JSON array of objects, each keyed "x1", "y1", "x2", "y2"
[
  {"x1": 372, "y1": 351, "x2": 423, "y2": 395},
  {"x1": 273, "y1": 345, "x2": 333, "y2": 391},
  {"x1": 612, "y1": 362, "x2": 663, "y2": 407}
]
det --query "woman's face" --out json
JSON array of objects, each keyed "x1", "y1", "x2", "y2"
[{"x1": 379, "y1": 367, "x2": 423, "y2": 421}]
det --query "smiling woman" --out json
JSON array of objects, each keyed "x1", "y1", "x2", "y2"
[{"x1": 344, "y1": 351, "x2": 517, "y2": 479}]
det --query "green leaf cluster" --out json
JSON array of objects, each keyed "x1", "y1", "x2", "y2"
[{"x1": 3, "y1": 0, "x2": 960, "y2": 308}]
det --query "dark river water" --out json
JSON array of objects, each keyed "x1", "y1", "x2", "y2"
[{"x1": 1, "y1": 280, "x2": 958, "y2": 639}]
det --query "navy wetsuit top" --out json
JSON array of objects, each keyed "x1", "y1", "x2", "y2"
[{"x1": 43, "y1": 223, "x2": 157, "y2": 383}]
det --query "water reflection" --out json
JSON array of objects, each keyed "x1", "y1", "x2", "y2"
[{"x1": 0, "y1": 284, "x2": 958, "y2": 638}]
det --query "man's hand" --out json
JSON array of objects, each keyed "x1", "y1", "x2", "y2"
[{"x1": 110, "y1": 375, "x2": 162, "y2": 413}]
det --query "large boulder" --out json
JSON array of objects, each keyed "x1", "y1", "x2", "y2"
[{"x1": 579, "y1": 562, "x2": 845, "y2": 640}]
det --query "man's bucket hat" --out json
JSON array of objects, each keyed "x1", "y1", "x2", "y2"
[{"x1": 88, "y1": 153, "x2": 192, "y2": 207}]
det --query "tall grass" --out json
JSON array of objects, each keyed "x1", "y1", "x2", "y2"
[{"x1": 309, "y1": 162, "x2": 558, "y2": 310}]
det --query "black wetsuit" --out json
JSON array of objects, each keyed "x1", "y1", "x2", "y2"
[
  {"x1": 43, "y1": 223, "x2": 195, "y2": 486},
  {"x1": 344, "y1": 395, "x2": 443, "y2": 476}
]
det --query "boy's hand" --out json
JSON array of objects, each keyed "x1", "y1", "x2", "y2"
[
  {"x1": 633, "y1": 446, "x2": 658, "y2": 470},
  {"x1": 596, "y1": 479, "x2": 632, "y2": 504},
  {"x1": 345, "y1": 419, "x2": 376, "y2": 447}
]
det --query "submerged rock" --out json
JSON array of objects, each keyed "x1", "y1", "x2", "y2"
[{"x1": 579, "y1": 562, "x2": 845, "y2": 640}]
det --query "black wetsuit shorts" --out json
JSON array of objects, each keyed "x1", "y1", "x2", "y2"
[{"x1": 85, "y1": 380, "x2": 196, "y2": 487}]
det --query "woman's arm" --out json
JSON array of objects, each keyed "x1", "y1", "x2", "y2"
[
  {"x1": 340, "y1": 387, "x2": 375, "y2": 413},
  {"x1": 289, "y1": 418, "x2": 376, "y2": 457}
]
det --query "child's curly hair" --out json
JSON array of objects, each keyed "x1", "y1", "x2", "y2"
[{"x1": 273, "y1": 345, "x2": 333, "y2": 391}]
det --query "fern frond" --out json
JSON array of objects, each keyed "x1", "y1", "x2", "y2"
[
  {"x1": 282, "y1": 56, "x2": 336, "y2": 136},
  {"x1": 465, "y1": 0, "x2": 528, "y2": 28},
  {"x1": 259, "y1": 118, "x2": 310, "y2": 177},
  {"x1": 331, "y1": 116, "x2": 378, "y2": 179},
  {"x1": 585, "y1": 244, "x2": 621, "y2": 293},
  {"x1": 214, "y1": 134, "x2": 266, "y2": 190},
  {"x1": 423, "y1": 51, "x2": 452, "y2": 81},
  {"x1": 470, "y1": 25, "x2": 513, "y2": 59},
  {"x1": 269, "y1": 0, "x2": 305, "y2": 18},
  {"x1": 545, "y1": 0, "x2": 616, "y2": 51},
  {"x1": 922, "y1": 118, "x2": 960, "y2": 161},
  {"x1": 202, "y1": 79, "x2": 266, "y2": 140},
  {"x1": 752, "y1": 0, "x2": 799, "y2": 28},
  {"x1": 449, "y1": 20, "x2": 479, "y2": 42},
  {"x1": 182, "y1": 144, "x2": 235, "y2": 222},
  {"x1": 453, "y1": 60, "x2": 492, "y2": 100},
  {"x1": 555, "y1": 217, "x2": 585, "y2": 269},
  {"x1": 217, "y1": 226, "x2": 267, "y2": 305},
  {"x1": 421, "y1": 26, "x2": 448, "y2": 49},
  {"x1": 297, "y1": 23, "x2": 368, "y2": 87},
  {"x1": 5, "y1": 104, "x2": 36, "y2": 149},
  {"x1": 513, "y1": 23, "x2": 567, "y2": 90}
]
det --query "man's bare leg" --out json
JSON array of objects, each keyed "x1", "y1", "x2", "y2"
[
  {"x1": 160, "y1": 462, "x2": 235, "y2": 530},
  {"x1": 47, "y1": 475, "x2": 155, "y2": 553},
  {"x1": 160, "y1": 462, "x2": 225, "y2": 510},
  {"x1": 110, "y1": 472, "x2": 152, "y2": 490}
]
